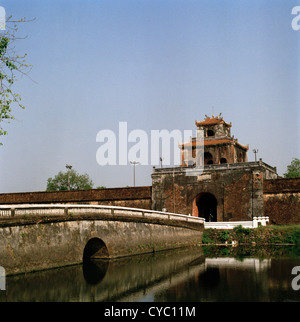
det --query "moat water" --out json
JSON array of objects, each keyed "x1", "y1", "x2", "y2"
[{"x1": 1, "y1": 245, "x2": 300, "y2": 302}]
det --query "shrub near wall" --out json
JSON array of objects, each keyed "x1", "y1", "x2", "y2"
[{"x1": 202, "y1": 225, "x2": 300, "y2": 245}]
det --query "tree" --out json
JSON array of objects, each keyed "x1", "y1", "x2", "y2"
[
  {"x1": 46, "y1": 168, "x2": 94, "y2": 191},
  {"x1": 0, "y1": 16, "x2": 33, "y2": 143},
  {"x1": 283, "y1": 158, "x2": 300, "y2": 178}
]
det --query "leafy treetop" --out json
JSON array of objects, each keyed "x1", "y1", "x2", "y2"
[
  {"x1": 46, "y1": 168, "x2": 94, "y2": 191},
  {"x1": 283, "y1": 158, "x2": 300, "y2": 178},
  {"x1": 0, "y1": 16, "x2": 33, "y2": 144}
]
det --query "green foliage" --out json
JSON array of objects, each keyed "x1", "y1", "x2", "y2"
[
  {"x1": 283, "y1": 231, "x2": 300, "y2": 245},
  {"x1": 284, "y1": 158, "x2": 300, "y2": 178},
  {"x1": 233, "y1": 225, "x2": 251, "y2": 235},
  {"x1": 0, "y1": 16, "x2": 33, "y2": 143},
  {"x1": 219, "y1": 230, "x2": 230, "y2": 242},
  {"x1": 202, "y1": 231, "x2": 217, "y2": 244},
  {"x1": 280, "y1": 227, "x2": 300, "y2": 245},
  {"x1": 202, "y1": 225, "x2": 300, "y2": 246},
  {"x1": 46, "y1": 168, "x2": 94, "y2": 191}
]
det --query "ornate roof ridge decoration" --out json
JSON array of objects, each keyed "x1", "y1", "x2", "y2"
[{"x1": 195, "y1": 113, "x2": 232, "y2": 127}]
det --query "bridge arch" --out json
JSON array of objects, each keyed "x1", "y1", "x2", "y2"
[{"x1": 83, "y1": 237, "x2": 109, "y2": 260}]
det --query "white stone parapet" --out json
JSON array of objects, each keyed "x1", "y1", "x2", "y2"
[
  {"x1": 0, "y1": 204, "x2": 205, "y2": 225},
  {"x1": 204, "y1": 216, "x2": 269, "y2": 229}
]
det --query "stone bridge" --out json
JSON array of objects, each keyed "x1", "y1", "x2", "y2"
[{"x1": 0, "y1": 204, "x2": 204, "y2": 275}]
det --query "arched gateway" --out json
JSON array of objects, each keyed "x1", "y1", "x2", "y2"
[{"x1": 193, "y1": 192, "x2": 217, "y2": 222}]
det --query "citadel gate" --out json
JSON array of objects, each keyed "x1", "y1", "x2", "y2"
[
  {"x1": 193, "y1": 193, "x2": 218, "y2": 222},
  {"x1": 151, "y1": 115, "x2": 277, "y2": 222}
]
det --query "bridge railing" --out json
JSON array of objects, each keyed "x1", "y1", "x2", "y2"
[{"x1": 0, "y1": 204, "x2": 205, "y2": 225}]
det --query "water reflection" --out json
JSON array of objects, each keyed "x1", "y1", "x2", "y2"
[
  {"x1": 82, "y1": 259, "x2": 109, "y2": 285},
  {"x1": 0, "y1": 246, "x2": 300, "y2": 302}
]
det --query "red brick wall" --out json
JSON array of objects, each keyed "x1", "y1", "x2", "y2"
[
  {"x1": 6, "y1": 177, "x2": 299, "y2": 224},
  {"x1": 263, "y1": 178, "x2": 300, "y2": 225},
  {"x1": 0, "y1": 186, "x2": 152, "y2": 210},
  {"x1": 263, "y1": 178, "x2": 300, "y2": 194},
  {"x1": 224, "y1": 172, "x2": 253, "y2": 221}
]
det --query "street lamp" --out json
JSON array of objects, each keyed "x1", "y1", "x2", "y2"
[
  {"x1": 253, "y1": 149, "x2": 258, "y2": 162},
  {"x1": 130, "y1": 161, "x2": 139, "y2": 187},
  {"x1": 160, "y1": 157, "x2": 164, "y2": 168},
  {"x1": 66, "y1": 164, "x2": 72, "y2": 190}
]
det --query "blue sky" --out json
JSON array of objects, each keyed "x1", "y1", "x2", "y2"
[{"x1": 0, "y1": 0, "x2": 299, "y2": 192}]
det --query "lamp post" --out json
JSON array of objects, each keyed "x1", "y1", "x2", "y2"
[
  {"x1": 66, "y1": 164, "x2": 72, "y2": 190},
  {"x1": 253, "y1": 149, "x2": 258, "y2": 162},
  {"x1": 160, "y1": 157, "x2": 164, "y2": 168},
  {"x1": 130, "y1": 161, "x2": 139, "y2": 187}
]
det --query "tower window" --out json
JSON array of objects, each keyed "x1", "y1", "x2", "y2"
[
  {"x1": 207, "y1": 130, "x2": 214, "y2": 137},
  {"x1": 204, "y1": 152, "x2": 213, "y2": 165}
]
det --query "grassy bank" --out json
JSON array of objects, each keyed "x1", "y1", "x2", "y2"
[{"x1": 202, "y1": 225, "x2": 300, "y2": 246}]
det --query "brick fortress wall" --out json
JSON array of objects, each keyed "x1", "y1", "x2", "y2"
[
  {"x1": 263, "y1": 178, "x2": 300, "y2": 225},
  {"x1": 0, "y1": 177, "x2": 299, "y2": 225},
  {"x1": 0, "y1": 186, "x2": 152, "y2": 210}
]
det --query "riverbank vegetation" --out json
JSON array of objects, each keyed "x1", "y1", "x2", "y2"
[
  {"x1": 201, "y1": 225, "x2": 300, "y2": 259},
  {"x1": 202, "y1": 225, "x2": 300, "y2": 246}
]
